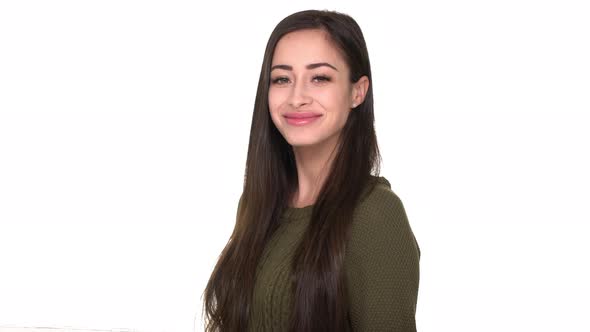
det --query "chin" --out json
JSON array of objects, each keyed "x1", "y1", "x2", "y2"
[
  {"x1": 287, "y1": 136, "x2": 327, "y2": 148},
  {"x1": 287, "y1": 140, "x2": 314, "y2": 147},
  {"x1": 290, "y1": 142, "x2": 317, "y2": 148},
  {"x1": 284, "y1": 136, "x2": 315, "y2": 146}
]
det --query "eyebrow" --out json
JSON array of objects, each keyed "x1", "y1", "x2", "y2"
[{"x1": 270, "y1": 62, "x2": 339, "y2": 72}]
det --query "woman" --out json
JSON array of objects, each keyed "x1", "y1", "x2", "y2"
[{"x1": 202, "y1": 9, "x2": 420, "y2": 332}]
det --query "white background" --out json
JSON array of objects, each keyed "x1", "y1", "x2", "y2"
[{"x1": 1, "y1": 0, "x2": 589, "y2": 331}]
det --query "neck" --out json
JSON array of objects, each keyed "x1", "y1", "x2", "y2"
[{"x1": 290, "y1": 133, "x2": 341, "y2": 207}]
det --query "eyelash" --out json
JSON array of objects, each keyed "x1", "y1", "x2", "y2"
[{"x1": 271, "y1": 75, "x2": 331, "y2": 85}]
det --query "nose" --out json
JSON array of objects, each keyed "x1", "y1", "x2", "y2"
[{"x1": 287, "y1": 79, "x2": 313, "y2": 108}]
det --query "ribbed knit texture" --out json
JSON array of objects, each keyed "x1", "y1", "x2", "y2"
[{"x1": 246, "y1": 176, "x2": 421, "y2": 331}]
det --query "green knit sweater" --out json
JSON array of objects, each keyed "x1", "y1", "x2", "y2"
[{"x1": 246, "y1": 176, "x2": 420, "y2": 331}]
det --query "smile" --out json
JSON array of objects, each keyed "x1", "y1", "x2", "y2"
[{"x1": 284, "y1": 115, "x2": 322, "y2": 126}]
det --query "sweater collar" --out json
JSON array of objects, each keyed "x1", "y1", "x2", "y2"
[{"x1": 281, "y1": 175, "x2": 390, "y2": 221}]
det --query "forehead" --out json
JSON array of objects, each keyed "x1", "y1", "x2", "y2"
[{"x1": 271, "y1": 29, "x2": 345, "y2": 68}]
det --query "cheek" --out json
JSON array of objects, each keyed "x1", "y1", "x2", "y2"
[
  {"x1": 316, "y1": 89, "x2": 348, "y2": 110},
  {"x1": 267, "y1": 92, "x2": 281, "y2": 125},
  {"x1": 267, "y1": 89, "x2": 282, "y2": 113}
]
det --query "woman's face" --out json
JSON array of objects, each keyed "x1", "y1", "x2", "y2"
[{"x1": 268, "y1": 29, "x2": 363, "y2": 148}]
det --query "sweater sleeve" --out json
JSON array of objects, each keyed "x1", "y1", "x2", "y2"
[{"x1": 344, "y1": 189, "x2": 421, "y2": 332}]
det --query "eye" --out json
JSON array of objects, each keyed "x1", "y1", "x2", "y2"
[
  {"x1": 271, "y1": 76, "x2": 289, "y2": 85},
  {"x1": 312, "y1": 75, "x2": 331, "y2": 83},
  {"x1": 270, "y1": 75, "x2": 332, "y2": 86}
]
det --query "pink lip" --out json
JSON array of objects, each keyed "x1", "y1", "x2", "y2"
[
  {"x1": 285, "y1": 115, "x2": 322, "y2": 126},
  {"x1": 283, "y1": 112, "x2": 322, "y2": 119}
]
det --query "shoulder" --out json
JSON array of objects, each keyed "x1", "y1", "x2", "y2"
[
  {"x1": 344, "y1": 180, "x2": 421, "y2": 331},
  {"x1": 346, "y1": 179, "x2": 420, "y2": 260},
  {"x1": 353, "y1": 180, "x2": 410, "y2": 233}
]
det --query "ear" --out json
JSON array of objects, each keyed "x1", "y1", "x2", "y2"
[{"x1": 350, "y1": 75, "x2": 369, "y2": 109}]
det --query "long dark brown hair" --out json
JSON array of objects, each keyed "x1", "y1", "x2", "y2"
[{"x1": 202, "y1": 9, "x2": 382, "y2": 332}]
